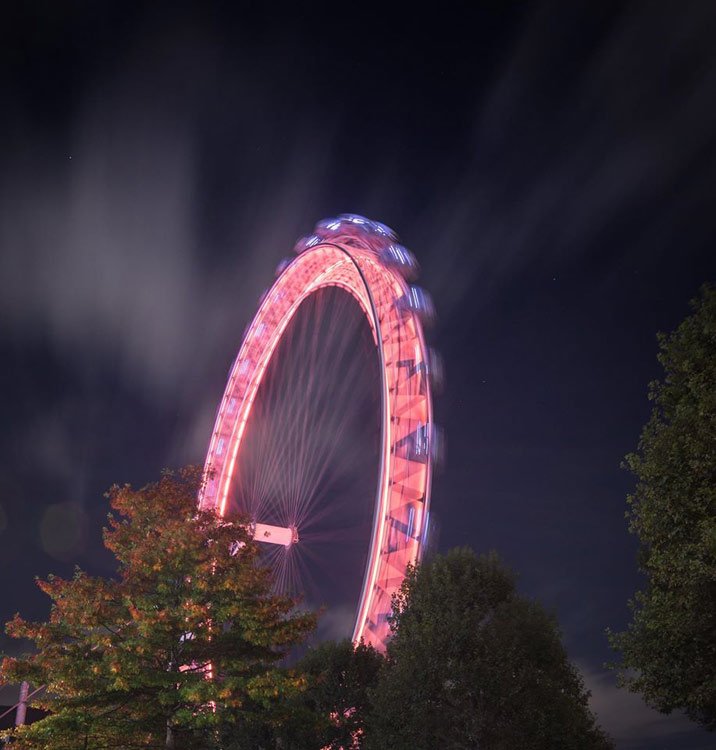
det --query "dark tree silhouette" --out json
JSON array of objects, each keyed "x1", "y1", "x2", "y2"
[
  {"x1": 368, "y1": 548, "x2": 614, "y2": 750},
  {"x1": 610, "y1": 285, "x2": 716, "y2": 730}
]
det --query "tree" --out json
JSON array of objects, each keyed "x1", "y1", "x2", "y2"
[
  {"x1": 290, "y1": 639, "x2": 382, "y2": 749},
  {"x1": 609, "y1": 284, "x2": 716, "y2": 730},
  {"x1": 222, "y1": 639, "x2": 383, "y2": 750},
  {"x1": 0, "y1": 467, "x2": 316, "y2": 749},
  {"x1": 367, "y1": 548, "x2": 613, "y2": 750}
]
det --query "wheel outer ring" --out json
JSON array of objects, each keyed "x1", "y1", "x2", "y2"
[{"x1": 200, "y1": 242, "x2": 434, "y2": 650}]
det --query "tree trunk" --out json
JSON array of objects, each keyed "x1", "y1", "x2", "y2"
[
  {"x1": 166, "y1": 720, "x2": 176, "y2": 749},
  {"x1": 14, "y1": 681, "x2": 29, "y2": 726}
]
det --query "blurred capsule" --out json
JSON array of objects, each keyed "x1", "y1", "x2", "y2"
[
  {"x1": 258, "y1": 287, "x2": 269, "y2": 306},
  {"x1": 399, "y1": 285, "x2": 435, "y2": 324},
  {"x1": 370, "y1": 219, "x2": 398, "y2": 240},
  {"x1": 427, "y1": 347, "x2": 445, "y2": 393},
  {"x1": 315, "y1": 217, "x2": 343, "y2": 233},
  {"x1": 395, "y1": 422, "x2": 444, "y2": 467},
  {"x1": 430, "y1": 425, "x2": 446, "y2": 471},
  {"x1": 395, "y1": 422, "x2": 431, "y2": 463},
  {"x1": 274, "y1": 257, "x2": 292, "y2": 278},
  {"x1": 293, "y1": 234, "x2": 322, "y2": 254},
  {"x1": 337, "y1": 213, "x2": 372, "y2": 228},
  {"x1": 380, "y1": 243, "x2": 420, "y2": 279},
  {"x1": 420, "y1": 508, "x2": 440, "y2": 558}
]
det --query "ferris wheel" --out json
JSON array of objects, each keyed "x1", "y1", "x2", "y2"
[{"x1": 200, "y1": 215, "x2": 440, "y2": 651}]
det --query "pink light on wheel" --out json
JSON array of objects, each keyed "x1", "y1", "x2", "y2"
[{"x1": 200, "y1": 215, "x2": 438, "y2": 651}]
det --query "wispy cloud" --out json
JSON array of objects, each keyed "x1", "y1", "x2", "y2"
[
  {"x1": 418, "y1": 2, "x2": 716, "y2": 318},
  {"x1": 2, "y1": 2, "x2": 714, "y2": 435},
  {"x1": 579, "y1": 662, "x2": 711, "y2": 749},
  {"x1": 0, "y1": 38, "x2": 339, "y2": 475}
]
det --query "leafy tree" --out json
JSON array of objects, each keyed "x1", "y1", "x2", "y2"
[
  {"x1": 609, "y1": 285, "x2": 716, "y2": 730},
  {"x1": 291, "y1": 639, "x2": 382, "y2": 749},
  {"x1": 367, "y1": 548, "x2": 613, "y2": 750},
  {"x1": 0, "y1": 467, "x2": 316, "y2": 749},
  {"x1": 222, "y1": 639, "x2": 383, "y2": 750}
]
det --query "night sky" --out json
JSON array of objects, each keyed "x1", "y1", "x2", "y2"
[{"x1": 2, "y1": 3, "x2": 716, "y2": 747}]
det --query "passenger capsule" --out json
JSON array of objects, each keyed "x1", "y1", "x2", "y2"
[
  {"x1": 293, "y1": 234, "x2": 322, "y2": 254},
  {"x1": 338, "y1": 213, "x2": 372, "y2": 228},
  {"x1": 314, "y1": 217, "x2": 343, "y2": 233},
  {"x1": 399, "y1": 285, "x2": 435, "y2": 323},
  {"x1": 380, "y1": 243, "x2": 420, "y2": 280},
  {"x1": 370, "y1": 220, "x2": 398, "y2": 240},
  {"x1": 427, "y1": 348, "x2": 445, "y2": 393},
  {"x1": 430, "y1": 425, "x2": 446, "y2": 470},
  {"x1": 274, "y1": 257, "x2": 292, "y2": 278}
]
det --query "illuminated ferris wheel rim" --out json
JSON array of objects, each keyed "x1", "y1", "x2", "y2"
[{"x1": 200, "y1": 216, "x2": 437, "y2": 651}]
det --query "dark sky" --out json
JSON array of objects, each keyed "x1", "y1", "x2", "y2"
[{"x1": 2, "y1": 2, "x2": 716, "y2": 747}]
